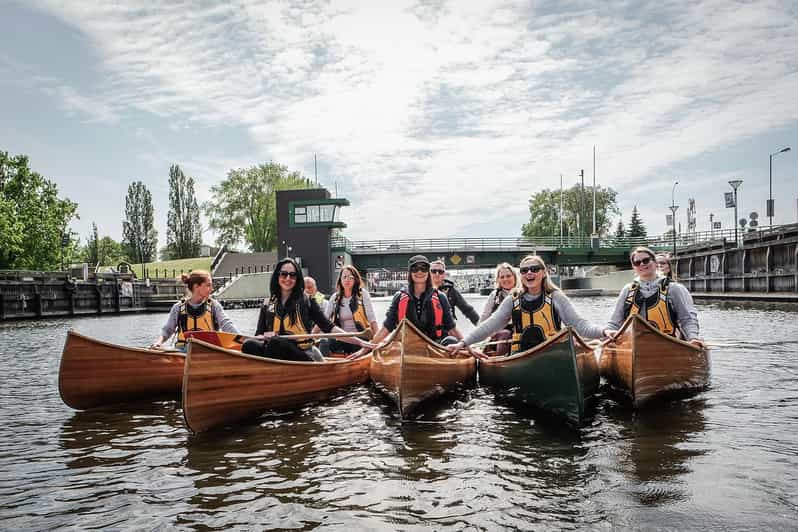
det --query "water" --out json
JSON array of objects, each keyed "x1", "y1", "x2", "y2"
[{"x1": 1, "y1": 296, "x2": 797, "y2": 530}]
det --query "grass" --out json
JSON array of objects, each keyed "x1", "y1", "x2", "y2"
[{"x1": 129, "y1": 257, "x2": 214, "y2": 279}]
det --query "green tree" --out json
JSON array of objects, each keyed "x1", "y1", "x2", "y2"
[
  {"x1": 614, "y1": 219, "x2": 626, "y2": 239},
  {"x1": 205, "y1": 163, "x2": 312, "y2": 251},
  {"x1": 122, "y1": 181, "x2": 158, "y2": 265},
  {"x1": 521, "y1": 184, "x2": 620, "y2": 238},
  {"x1": 83, "y1": 223, "x2": 128, "y2": 266},
  {"x1": 0, "y1": 151, "x2": 78, "y2": 270},
  {"x1": 166, "y1": 164, "x2": 202, "y2": 259},
  {"x1": 628, "y1": 205, "x2": 647, "y2": 239},
  {"x1": 84, "y1": 222, "x2": 101, "y2": 266}
]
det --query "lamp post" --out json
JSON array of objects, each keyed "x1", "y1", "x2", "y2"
[
  {"x1": 709, "y1": 213, "x2": 714, "y2": 239},
  {"x1": 729, "y1": 179, "x2": 743, "y2": 246},
  {"x1": 669, "y1": 181, "x2": 679, "y2": 256},
  {"x1": 769, "y1": 146, "x2": 791, "y2": 229}
]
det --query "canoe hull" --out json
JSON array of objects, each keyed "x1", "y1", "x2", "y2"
[
  {"x1": 183, "y1": 339, "x2": 371, "y2": 432},
  {"x1": 369, "y1": 320, "x2": 476, "y2": 418},
  {"x1": 600, "y1": 314, "x2": 710, "y2": 407},
  {"x1": 59, "y1": 330, "x2": 185, "y2": 410},
  {"x1": 478, "y1": 328, "x2": 599, "y2": 426}
]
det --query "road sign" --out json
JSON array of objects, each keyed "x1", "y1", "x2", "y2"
[
  {"x1": 713, "y1": 221, "x2": 722, "y2": 229},
  {"x1": 724, "y1": 192, "x2": 735, "y2": 208}
]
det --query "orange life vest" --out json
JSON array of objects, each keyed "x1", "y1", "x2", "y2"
[{"x1": 397, "y1": 289, "x2": 445, "y2": 339}]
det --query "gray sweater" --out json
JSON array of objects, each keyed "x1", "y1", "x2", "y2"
[
  {"x1": 464, "y1": 290, "x2": 604, "y2": 346},
  {"x1": 159, "y1": 299, "x2": 240, "y2": 339},
  {"x1": 605, "y1": 278, "x2": 700, "y2": 340}
]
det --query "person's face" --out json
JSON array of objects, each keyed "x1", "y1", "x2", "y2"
[
  {"x1": 656, "y1": 257, "x2": 671, "y2": 274},
  {"x1": 631, "y1": 253, "x2": 656, "y2": 279},
  {"x1": 430, "y1": 264, "x2": 446, "y2": 284},
  {"x1": 498, "y1": 268, "x2": 516, "y2": 290},
  {"x1": 519, "y1": 260, "x2": 544, "y2": 292},
  {"x1": 410, "y1": 262, "x2": 430, "y2": 284},
  {"x1": 192, "y1": 278, "x2": 213, "y2": 299},
  {"x1": 340, "y1": 270, "x2": 355, "y2": 291},
  {"x1": 279, "y1": 263, "x2": 298, "y2": 292},
  {"x1": 304, "y1": 278, "x2": 316, "y2": 295}
]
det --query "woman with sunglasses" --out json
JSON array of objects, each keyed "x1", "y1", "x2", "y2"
[
  {"x1": 151, "y1": 269, "x2": 240, "y2": 350},
  {"x1": 368, "y1": 255, "x2": 461, "y2": 348},
  {"x1": 242, "y1": 258, "x2": 373, "y2": 361},
  {"x1": 447, "y1": 255, "x2": 605, "y2": 356},
  {"x1": 318, "y1": 265, "x2": 379, "y2": 356},
  {"x1": 429, "y1": 260, "x2": 480, "y2": 326},
  {"x1": 604, "y1": 247, "x2": 703, "y2": 346},
  {"x1": 656, "y1": 253, "x2": 676, "y2": 281}
]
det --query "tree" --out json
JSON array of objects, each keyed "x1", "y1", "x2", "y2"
[
  {"x1": 85, "y1": 222, "x2": 101, "y2": 266},
  {"x1": 521, "y1": 184, "x2": 620, "y2": 239},
  {"x1": 83, "y1": 223, "x2": 127, "y2": 267},
  {"x1": 122, "y1": 181, "x2": 158, "y2": 265},
  {"x1": 628, "y1": 205, "x2": 648, "y2": 239},
  {"x1": 614, "y1": 219, "x2": 626, "y2": 239},
  {"x1": 0, "y1": 151, "x2": 78, "y2": 270},
  {"x1": 205, "y1": 163, "x2": 312, "y2": 251},
  {"x1": 166, "y1": 164, "x2": 202, "y2": 259}
]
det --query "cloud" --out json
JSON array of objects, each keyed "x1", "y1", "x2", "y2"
[{"x1": 22, "y1": 0, "x2": 798, "y2": 240}]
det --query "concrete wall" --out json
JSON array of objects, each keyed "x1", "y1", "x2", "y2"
[{"x1": 215, "y1": 272, "x2": 270, "y2": 301}]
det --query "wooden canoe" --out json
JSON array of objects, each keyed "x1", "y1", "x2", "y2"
[
  {"x1": 182, "y1": 338, "x2": 371, "y2": 432},
  {"x1": 369, "y1": 319, "x2": 477, "y2": 418},
  {"x1": 59, "y1": 330, "x2": 185, "y2": 410},
  {"x1": 478, "y1": 328, "x2": 599, "y2": 426},
  {"x1": 184, "y1": 330, "x2": 246, "y2": 351},
  {"x1": 599, "y1": 314, "x2": 710, "y2": 407}
]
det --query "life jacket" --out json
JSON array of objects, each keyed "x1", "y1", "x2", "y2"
[
  {"x1": 510, "y1": 290, "x2": 561, "y2": 353},
  {"x1": 262, "y1": 295, "x2": 314, "y2": 350},
  {"x1": 397, "y1": 289, "x2": 445, "y2": 340},
  {"x1": 489, "y1": 288, "x2": 513, "y2": 331},
  {"x1": 175, "y1": 298, "x2": 218, "y2": 348},
  {"x1": 623, "y1": 277, "x2": 679, "y2": 336},
  {"x1": 331, "y1": 290, "x2": 371, "y2": 334}
]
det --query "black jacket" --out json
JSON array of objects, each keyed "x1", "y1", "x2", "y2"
[{"x1": 438, "y1": 279, "x2": 479, "y2": 325}]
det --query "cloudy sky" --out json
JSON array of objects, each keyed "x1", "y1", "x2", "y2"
[{"x1": 2, "y1": 0, "x2": 797, "y2": 247}]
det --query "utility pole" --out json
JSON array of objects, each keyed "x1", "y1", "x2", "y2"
[
  {"x1": 579, "y1": 169, "x2": 585, "y2": 237},
  {"x1": 592, "y1": 146, "x2": 597, "y2": 235},
  {"x1": 314, "y1": 153, "x2": 318, "y2": 185},
  {"x1": 729, "y1": 179, "x2": 743, "y2": 246},
  {"x1": 559, "y1": 174, "x2": 563, "y2": 246},
  {"x1": 670, "y1": 181, "x2": 679, "y2": 257}
]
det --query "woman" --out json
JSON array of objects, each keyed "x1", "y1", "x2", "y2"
[
  {"x1": 605, "y1": 247, "x2": 703, "y2": 346},
  {"x1": 151, "y1": 270, "x2": 239, "y2": 350},
  {"x1": 477, "y1": 262, "x2": 518, "y2": 356},
  {"x1": 368, "y1": 255, "x2": 461, "y2": 348},
  {"x1": 319, "y1": 265, "x2": 379, "y2": 355},
  {"x1": 656, "y1": 253, "x2": 676, "y2": 281},
  {"x1": 242, "y1": 258, "x2": 372, "y2": 361},
  {"x1": 447, "y1": 255, "x2": 605, "y2": 356}
]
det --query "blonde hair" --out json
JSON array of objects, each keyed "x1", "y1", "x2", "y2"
[
  {"x1": 519, "y1": 255, "x2": 559, "y2": 294},
  {"x1": 656, "y1": 252, "x2": 676, "y2": 281},
  {"x1": 493, "y1": 262, "x2": 518, "y2": 290}
]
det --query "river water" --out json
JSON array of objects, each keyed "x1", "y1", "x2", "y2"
[{"x1": 1, "y1": 295, "x2": 796, "y2": 530}]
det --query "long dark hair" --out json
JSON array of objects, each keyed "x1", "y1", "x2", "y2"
[
  {"x1": 407, "y1": 264, "x2": 432, "y2": 294},
  {"x1": 333, "y1": 265, "x2": 363, "y2": 318},
  {"x1": 269, "y1": 258, "x2": 305, "y2": 324}
]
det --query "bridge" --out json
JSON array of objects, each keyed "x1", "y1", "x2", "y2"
[{"x1": 332, "y1": 228, "x2": 749, "y2": 271}]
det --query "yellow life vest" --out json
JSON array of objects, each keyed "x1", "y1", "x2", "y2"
[
  {"x1": 266, "y1": 296, "x2": 314, "y2": 350},
  {"x1": 331, "y1": 290, "x2": 372, "y2": 339},
  {"x1": 510, "y1": 290, "x2": 561, "y2": 353},
  {"x1": 624, "y1": 278, "x2": 678, "y2": 336},
  {"x1": 175, "y1": 298, "x2": 217, "y2": 348}
]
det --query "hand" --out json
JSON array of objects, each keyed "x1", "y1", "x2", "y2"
[
  {"x1": 603, "y1": 329, "x2": 618, "y2": 339},
  {"x1": 346, "y1": 348, "x2": 369, "y2": 360},
  {"x1": 261, "y1": 332, "x2": 276, "y2": 340},
  {"x1": 467, "y1": 346, "x2": 488, "y2": 360},
  {"x1": 446, "y1": 342, "x2": 465, "y2": 354},
  {"x1": 149, "y1": 342, "x2": 162, "y2": 349},
  {"x1": 689, "y1": 338, "x2": 706, "y2": 348},
  {"x1": 358, "y1": 339, "x2": 377, "y2": 350}
]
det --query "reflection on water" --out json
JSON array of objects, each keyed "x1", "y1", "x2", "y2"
[{"x1": 1, "y1": 297, "x2": 797, "y2": 529}]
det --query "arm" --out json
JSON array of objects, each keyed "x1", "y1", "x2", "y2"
[
  {"x1": 361, "y1": 290, "x2": 380, "y2": 336},
  {"x1": 668, "y1": 283, "x2": 701, "y2": 342},
  {"x1": 382, "y1": 292, "x2": 402, "y2": 332},
  {"x1": 212, "y1": 301, "x2": 240, "y2": 334},
  {"x1": 551, "y1": 291, "x2": 604, "y2": 339},
  {"x1": 462, "y1": 296, "x2": 514, "y2": 346},
  {"x1": 604, "y1": 285, "x2": 631, "y2": 332},
  {"x1": 452, "y1": 287, "x2": 480, "y2": 325},
  {"x1": 254, "y1": 305, "x2": 270, "y2": 336},
  {"x1": 438, "y1": 291, "x2": 456, "y2": 333},
  {"x1": 478, "y1": 290, "x2": 496, "y2": 323},
  {"x1": 152, "y1": 303, "x2": 181, "y2": 347}
]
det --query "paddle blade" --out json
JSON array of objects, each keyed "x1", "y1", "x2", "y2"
[{"x1": 184, "y1": 331, "x2": 246, "y2": 352}]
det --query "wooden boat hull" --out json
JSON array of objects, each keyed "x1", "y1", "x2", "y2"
[
  {"x1": 182, "y1": 339, "x2": 371, "y2": 432},
  {"x1": 478, "y1": 328, "x2": 599, "y2": 426},
  {"x1": 59, "y1": 330, "x2": 185, "y2": 410},
  {"x1": 600, "y1": 314, "x2": 710, "y2": 407},
  {"x1": 369, "y1": 320, "x2": 476, "y2": 418}
]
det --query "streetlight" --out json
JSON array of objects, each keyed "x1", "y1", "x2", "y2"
[
  {"x1": 669, "y1": 181, "x2": 679, "y2": 256},
  {"x1": 709, "y1": 213, "x2": 715, "y2": 239},
  {"x1": 769, "y1": 146, "x2": 791, "y2": 229},
  {"x1": 729, "y1": 179, "x2": 743, "y2": 246}
]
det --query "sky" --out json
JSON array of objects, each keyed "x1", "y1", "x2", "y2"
[{"x1": 2, "y1": 0, "x2": 797, "y2": 248}]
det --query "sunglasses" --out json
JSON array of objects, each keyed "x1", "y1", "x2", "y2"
[
  {"x1": 410, "y1": 264, "x2": 430, "y2": 273},
  {"x1": 340, "y1": 274, "x2": 355, "y2": 280},
  {"x1": 632, "y1": 257, "x2": 653, "y2": 267},
  {"x1": 520, "y1": 265, "x2": 543, "y2": 274},
  {"x1": 278, "y1": 270, "x2": 297, "y2": 278},
  {"x1": 430, "y1": 269, "x2": 445, "y2": 275}
]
